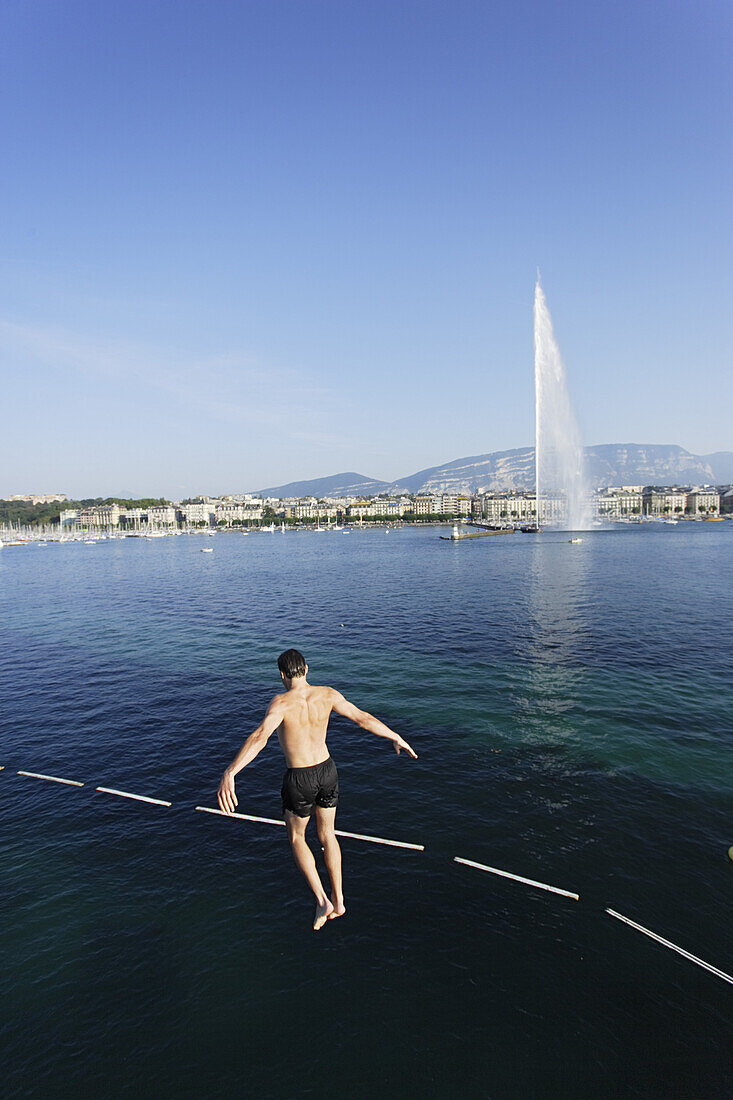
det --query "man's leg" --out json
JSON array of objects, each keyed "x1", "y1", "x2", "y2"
[
  {"x1": 316, "y1": 806, "x2": 345, "y2": 918},
  {"x1": 284, "y1": 810, "x2": 334, "y2": 930}
]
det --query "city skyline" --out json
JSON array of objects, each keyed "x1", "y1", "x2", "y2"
[
  {"x1": 2, "y1": 1, "x2": 731, "y2": 498},
  {"x1": 7, "y1": 486, "x2": 728, "y2": 537}
]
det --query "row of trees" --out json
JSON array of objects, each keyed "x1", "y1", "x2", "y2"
[{"x1": 659, "y1": 504, "x2": 717, "y2": 515}]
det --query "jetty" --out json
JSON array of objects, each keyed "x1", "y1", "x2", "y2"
[{"x1": 440, "y1": 523, "x2": 515, "y2": 541}]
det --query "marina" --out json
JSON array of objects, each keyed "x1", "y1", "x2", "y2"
[{"x1": 2, "y1": 509, "x2": 729, "y2": 551}]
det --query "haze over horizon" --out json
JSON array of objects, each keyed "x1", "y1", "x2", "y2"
[{"x1": 2, "y1": 1, "x2": 731, "y2": 499}]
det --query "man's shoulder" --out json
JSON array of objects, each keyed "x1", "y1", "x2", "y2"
[
  {"x1": 304, "y1": 684, "x2": 344, "y2": 709},
  {"x1": 310, "y1": 684, "x2": 340, "y2": 701}
]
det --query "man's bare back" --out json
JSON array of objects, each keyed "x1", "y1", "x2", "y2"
[
  {"x1": 274, "y1": 682, "x2": 341, "y2": 768},
  {"x1": 273, "y1": 680, "x2": 418, "y2": 767},
  {"x1": 217, "y1": 649, "x2": 417, "y2": 931}
]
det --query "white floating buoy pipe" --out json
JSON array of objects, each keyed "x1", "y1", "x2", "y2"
[
  {"x1": 334, "y1": 828, "x2": 424, "y2": 851},
  {"x1": 454, "y1": 856, "x2": 579, "y2": 900},
  {"x1": 18, "y1": 770, "x2": 84, "y2": 787},
  {"x1": 96, "y1": 786, "x2": 172, "y2": 807},
  {"x1": 605, "y1": 909, "x2": 733, "y2": 986},
  {"x1": 195, "y1": 806, "x2": 285, "y2": 827},
  {"x1": 195, "y1": 806, "x2": 425, "y2": 850}
]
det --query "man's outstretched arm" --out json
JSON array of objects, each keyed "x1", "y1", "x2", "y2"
[
  {"x1": 217, "y1": 697, "x2": 283, "y2": 813},
  {"x1": 330, "y1": 691, "x2": 418, "y2": 758}
]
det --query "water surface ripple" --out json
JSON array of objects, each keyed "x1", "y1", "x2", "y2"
[{"x1": 1, "y1": 526, "x2": 731, "y2": 1097}]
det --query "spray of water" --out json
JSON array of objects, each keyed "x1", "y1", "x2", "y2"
[{"x1": 534, "y1": 278, "x2": 591, "y2": 530}]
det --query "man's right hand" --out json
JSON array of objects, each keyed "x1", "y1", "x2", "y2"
[
  {"x1": 217, "y1": 770, "x2": 238, "y2": 814},
  {"x1": 394, "y1": 736, "x2": 418, "y2": 759}
]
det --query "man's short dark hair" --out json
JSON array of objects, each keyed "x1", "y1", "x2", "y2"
[{"x1": 278, "y1": 649, "x2": 307, "y2": 679}]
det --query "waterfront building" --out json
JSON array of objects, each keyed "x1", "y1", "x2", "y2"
[
  {"x1": 595, "y1": 488, "x2": 643, "y2": 517},
  {"x1": 215, "y1": 503, "x2": 244, "y2": 524},
  {"x1": 212, "y1": 499, "x2": 264, "y2": 524},
  {"x1": 371, "y1": 499, "x2": 404, "y2": 517},
  {"x1": 474, "y1": 492, "x2": 566, "y2": 524},
  {"x1": 59, "y1": 509, "x2": 78, "y2": 527},
  {"x1": 77, "y1": 504, "x2": 121, "y2": 527},
  {"x1": 346, "y1": 501, "x2": 372, "y2": 520},
  {"x1": 411, "y1": 496, "x2": 433, "y2": 515},
  {"x1": 478, "y1": 493, "x2": 535, "y2": 523},
  {"x1": 121, "y1": 508, "x2": 147, "y2": 528},
  {"x1": 642, "y1": 487, "x2": 687, "y2": 516},
  {"x1": 685, "y1": 488, "x2": 720, "y2": 515},
  {"x1": 475, "y1": 495, "x2": 498, "y2": 522},
  {"x1": 124, "y1": 506, "x2": 147, "y2": 523},
  {"x1": 477, "y1": 495, "x2": 503, "y2": 523},
  {"x1": 181, "y1": 502, "x2": 217, "y2": 525},
  {"x1": 720, "y1": 487, "x2": 733, "y2": 515},
  {"x1": 438, "y1": 494, "x2": 472, "y2": 516},
  {"x1": 148, "y1": 505, "x2": 176, "y2": 526},
  {"x1": 506, "y1": 495, "x2": 534, "y2": 521}
]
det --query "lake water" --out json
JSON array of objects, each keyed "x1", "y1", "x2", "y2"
[{"x1": 1, "y1": 525, "x2": 731, "y2": 1097}]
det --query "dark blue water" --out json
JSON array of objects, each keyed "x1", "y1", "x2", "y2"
[{"x1": 1, "y1": 526, "x2": 731, "y2": 1097}]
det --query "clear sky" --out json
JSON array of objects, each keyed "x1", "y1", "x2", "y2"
[{"x1": 1, "y1": 0, "x2": 731, "y2": 498}]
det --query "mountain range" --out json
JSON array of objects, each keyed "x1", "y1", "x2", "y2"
[{"x1": 259, "y1": 444, "x2": 733, "y2": 499}]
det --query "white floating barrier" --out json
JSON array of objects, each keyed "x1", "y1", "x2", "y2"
[
  {"x1": 605, "y1": 909, "x2": 733, "y2": 986},
  {"x1": 454, "y1": 856, "x2": 579, "y2": 900},
  {"x1": 18, "y1": 770, "x2": 84, "y2": 787},
  {"x1": 195, "y1": 806, "x2": 424, "y2": 849},
  {"x1": 333, "y1": 828, "x2": 424, "y2": 851},
  {"x1": 195, "y1": 806, "x2": 285, "y2": 827},
  {"x1": 10, "y1": 765, "x2": 732, "y2": 993},
  {"x1": 96, "y1": 786, "x2": 171, "y2": 807}
]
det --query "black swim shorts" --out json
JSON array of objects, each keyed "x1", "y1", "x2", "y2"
[{"x1": 281, "y1": 757, "x2": 339, "y2": 818}]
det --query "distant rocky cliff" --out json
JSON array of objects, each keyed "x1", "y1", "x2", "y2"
[{"x1": 260, "y1": 444, "x2": 731, "y2": 498}]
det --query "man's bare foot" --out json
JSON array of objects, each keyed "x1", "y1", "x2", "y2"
[
  {"x1": 313, "y1": 898, "x2": 334, "y2": 931},
  {"x1": 328, "y1": 896, "x2": 346, "y2": 920}
]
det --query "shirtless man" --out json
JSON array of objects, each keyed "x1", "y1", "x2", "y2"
[{"x1": 217, "y1": 648, "x2": 418, "y2": 930}]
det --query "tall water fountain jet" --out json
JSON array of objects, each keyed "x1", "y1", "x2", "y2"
[{"x1": 534, "y1": 277, "x2": 591, "y2": 530}]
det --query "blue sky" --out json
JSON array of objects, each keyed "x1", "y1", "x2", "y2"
[{"x1": 1, "y1": 0, "x2": 731, "y2": 498}]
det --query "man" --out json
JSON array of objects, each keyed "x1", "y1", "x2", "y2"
[{"x1": 217, "y1": 648, "x2": 418, "y2": 930}]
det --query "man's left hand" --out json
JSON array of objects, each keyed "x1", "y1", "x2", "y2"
[{"x1": 217, "y1": 771, "x2": 238, "y2": 814}]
